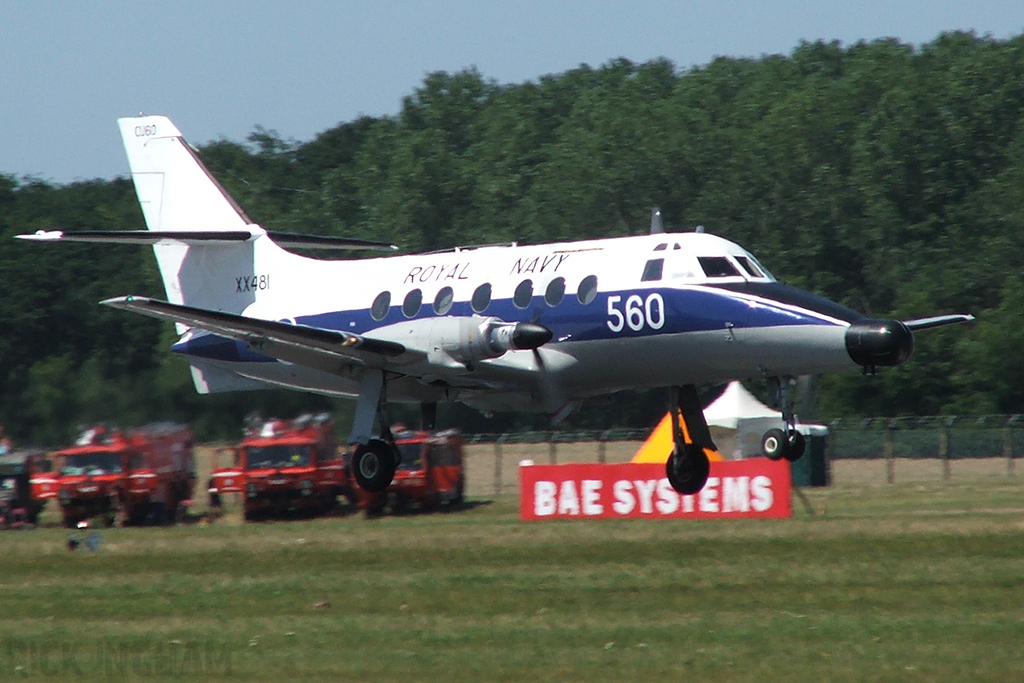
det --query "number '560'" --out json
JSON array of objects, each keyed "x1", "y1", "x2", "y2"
[{"x1": 606, "y1": 293, "x2": 665, "y2": 332}]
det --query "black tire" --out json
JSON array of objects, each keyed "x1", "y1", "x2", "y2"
[
  {"x1": 761, "y1": 428, "x2": 789, "y2": 461},
  {"x1": 450, "y1": 478, "x2": 465, "y2": 507},
  {"x1": 665, "y1": 443, "x2": 711, "y2": 495},
  {"x1": 784, "y1": 431, "x2": 806, "y2": 462},
  {"x1": 352, "y1": 439, "x2": 398, "y2": 493}
]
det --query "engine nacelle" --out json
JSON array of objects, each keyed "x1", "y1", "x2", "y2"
[{"x1": 440, "y1": 317, "x2": 552, "y2": 365}]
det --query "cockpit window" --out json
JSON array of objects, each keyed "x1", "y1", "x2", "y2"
[
  {"x1": 653, "y1": 243, "x2": 668, "y2": 252},
  {"x1": 734, "y1": 256, "x2": 764, "y2": 278},
  {"x1": 697, "y1": 257, "x2": 741, "y2": 278},
  {"x1": 641, "y1": 259, "x2": 664, "y2": 282},
  {"x1": 750, "y1": 256, "x2": 774, "y2": 280}
]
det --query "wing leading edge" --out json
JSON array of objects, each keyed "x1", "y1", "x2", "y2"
[
  {"x1": 100, "y1": 296, "x2": 424, "y2": 370},
  {"x1": 903, "y1": 314, "x2": 976, "y2": 331}
]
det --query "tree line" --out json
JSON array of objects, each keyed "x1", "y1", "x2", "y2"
[{"x1": 3, "y1": 30, "x2": 1023, "y2": 444}]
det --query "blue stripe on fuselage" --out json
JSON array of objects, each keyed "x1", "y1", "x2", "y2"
[{"x1": 170, "y1": 285, "x2": 850, "y2": 362}]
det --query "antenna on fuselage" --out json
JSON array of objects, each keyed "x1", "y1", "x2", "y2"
[
  {"x1": 694, "y1": 225, "x2": 705, "y2": 233},
  {"x1": 650, "y1": 208, "x2": 663, "y2": 234}
]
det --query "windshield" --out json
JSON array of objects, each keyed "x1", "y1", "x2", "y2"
[
  {"x1": 697, "y1": 256, "x2": 741, "y2": 278},
  {"x1": 246, "y1": 444, "x2": 311, "y2": 469},
  {"x1": 396, "y1": 443, "x2": 424, "y2": 471},
  {"x1": 61, "y1": 452, "x2": 123, "y2": 476}
]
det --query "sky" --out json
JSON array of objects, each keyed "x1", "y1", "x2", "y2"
[{"x1": 2, "y1": 1, "x2": 1023, "y2": 185}]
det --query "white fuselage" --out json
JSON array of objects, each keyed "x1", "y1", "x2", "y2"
[{"x1": 171, "y1": 230, "x2": 863, "y2": 413}]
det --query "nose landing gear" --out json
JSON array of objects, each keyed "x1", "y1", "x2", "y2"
[
  {"x1": 760, "y1": 427, "x2": 805, "y2": 462},
  {"x1": 761, "y1": 377, "x2": 806, "y2": 462}
]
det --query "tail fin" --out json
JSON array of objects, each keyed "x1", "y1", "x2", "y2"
[
  {"x1": 118, "y1": 116, "x2": 258, "y2": 310},
  {"x1": 118, "y1": 116, "x2": 252, "y2": 234},
  {"x1": 118, "y1": 116, "x2": 271, "y2": 394}
]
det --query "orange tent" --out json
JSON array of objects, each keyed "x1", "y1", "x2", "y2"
[{"x1": 631, "y1": 412, "x2": 725, "y2": 463}]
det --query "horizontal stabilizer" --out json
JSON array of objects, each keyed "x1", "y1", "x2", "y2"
[
  {"x1": 16, "y1": 229, "x2": 253, "y2": 245},
  {"x1": 100, "y1": 296, "x2": 424, "y2": 368},
  {"x1": 267, "y1": 232, "x2": 399, "y2": 251},
  {"x1": 903, "y1": 314, "x2": 975, "y2": 331},
  {"x1": 16, "y1": 229, "x2": 398, "y2": 251}
]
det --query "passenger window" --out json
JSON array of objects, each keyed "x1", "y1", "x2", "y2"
[
  {"x1": 513, "y1": 279, "x2": 533, "y2": 309},
  {"x1": 471, "y1": 283, "x2": 492, "y2": 313},
  {"x1": 697, "y1": 257, "x2": 741, "y2": 278},
  {"x1": 433, "y1": 286, "x2": 454, "y2": 315},
  {"x1": 734, "y1": 256, "x2": 764, "y2": 278},
  {"x1": 577, "y1": 275, "x2": 598, "y2": 305},
  {"x1": 641, "y1": 259, "x2": 664, "y2": 282},
  {"x1": 371, "y1": 291, "x2": 391, "y2": 321},
  {"x1": 402, "y1": 289, "x2": 423, "y2": 318},
  {"x1": 545, "y1": 277, "x2": 566, "y2": 307}
]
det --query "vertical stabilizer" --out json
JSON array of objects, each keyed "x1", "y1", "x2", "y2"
[
  {"x1": 117, "y1": 116, "x2": 258, "y2": 311},
  {"x1": 118, "y1": 116, "x2": 252, "y2": 233},
  {"x1": 118, "y1": 116, "x2": 272, "y2": 395}
]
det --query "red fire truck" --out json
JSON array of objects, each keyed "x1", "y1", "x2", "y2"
[
  {"x1": 0, "y1": 449, "x2": 57, "y2": 528},
  {"x1": 208, "y1": 413, "x2": 349, "y2": 521},
  {"x1": 353, "y1": 428, "x2": 465, "y2": 515},
  {"x1": 54, "y1": 423, "x2": 195, "y2": 528}
]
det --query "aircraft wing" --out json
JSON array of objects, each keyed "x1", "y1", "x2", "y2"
[
  {"x1": 904, "y1": 314, "x2": 975, "y2": 331},
  {"x1": 100, "y1": 296, "x2": 425, "y2": 369},
  {"x1": 16, "y1": 229, "x2": 398, "y2": 251}
]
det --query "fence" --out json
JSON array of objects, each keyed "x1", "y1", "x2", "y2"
[
  {"x1": 460, "y1": 416, "x2": 1024, "y2": 494},
  {"x1": 461, "y1": 430, "x2": 648, "y2": 496},
  {"x1": 828, "y1": 415, "x2": 1023, "y2": 482}
]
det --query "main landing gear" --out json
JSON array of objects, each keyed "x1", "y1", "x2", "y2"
[
  {"x1": 760, "y1": 377, "x2": 805, "y2": 462},
  {"x1": 348, "y1": 370, "x2": 400, "y2": 493},
  {"x1": 665, "y1": 385, "x2": 713, "y2": 495}
]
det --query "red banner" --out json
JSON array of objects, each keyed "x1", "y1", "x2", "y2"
[{"x1": 519, "y1": 459, "x2": 791, "y2": 520}]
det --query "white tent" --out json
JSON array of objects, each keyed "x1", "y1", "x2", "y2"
[
  {"x1": 703, "y1": 382, "x2": 784, "y2": 460},
  {"x1": 704, "y1": 381, "x2": 827, "y2": 459},
  {"x1": 704, "y1": 381, "x2": 781, "y2": 429}
]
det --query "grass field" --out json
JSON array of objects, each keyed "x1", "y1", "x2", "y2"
[{"x1": 1, "y1": 454, "x2": 1023, "y2": 681}]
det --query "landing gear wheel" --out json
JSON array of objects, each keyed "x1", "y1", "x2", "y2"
[
  {"x1": 761, "y1": 428, "x2": 789, "y2": 461},
  {"x1": 784, "y1": 431, "x2": 806, "y2": 462},
  {"x1": 352, "y1": 439, "x2": 398, "y2": 493},
  {"x1": 665, "y1": 444, "x2": 711, "y2": 495}
]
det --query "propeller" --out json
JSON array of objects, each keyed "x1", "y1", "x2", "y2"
[{"x1": 530, "y1": 341, "x2": 580, "y2": 423}]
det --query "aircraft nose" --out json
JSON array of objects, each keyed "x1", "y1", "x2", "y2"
[{"x1": 845, "y1": 319, "x2": 915, "y2": 367}]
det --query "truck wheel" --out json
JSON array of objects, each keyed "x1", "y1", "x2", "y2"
[
  {"x1": 320, "y1": 494, "x2": 336, "y2": 513},
  {"x1": 450, "y1": 478, "x2": 465, "y2": 507}
]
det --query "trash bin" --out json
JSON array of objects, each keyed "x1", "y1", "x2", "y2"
[{"x1": 791, "y1": 424, "x2": 830, "y2": 487}]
